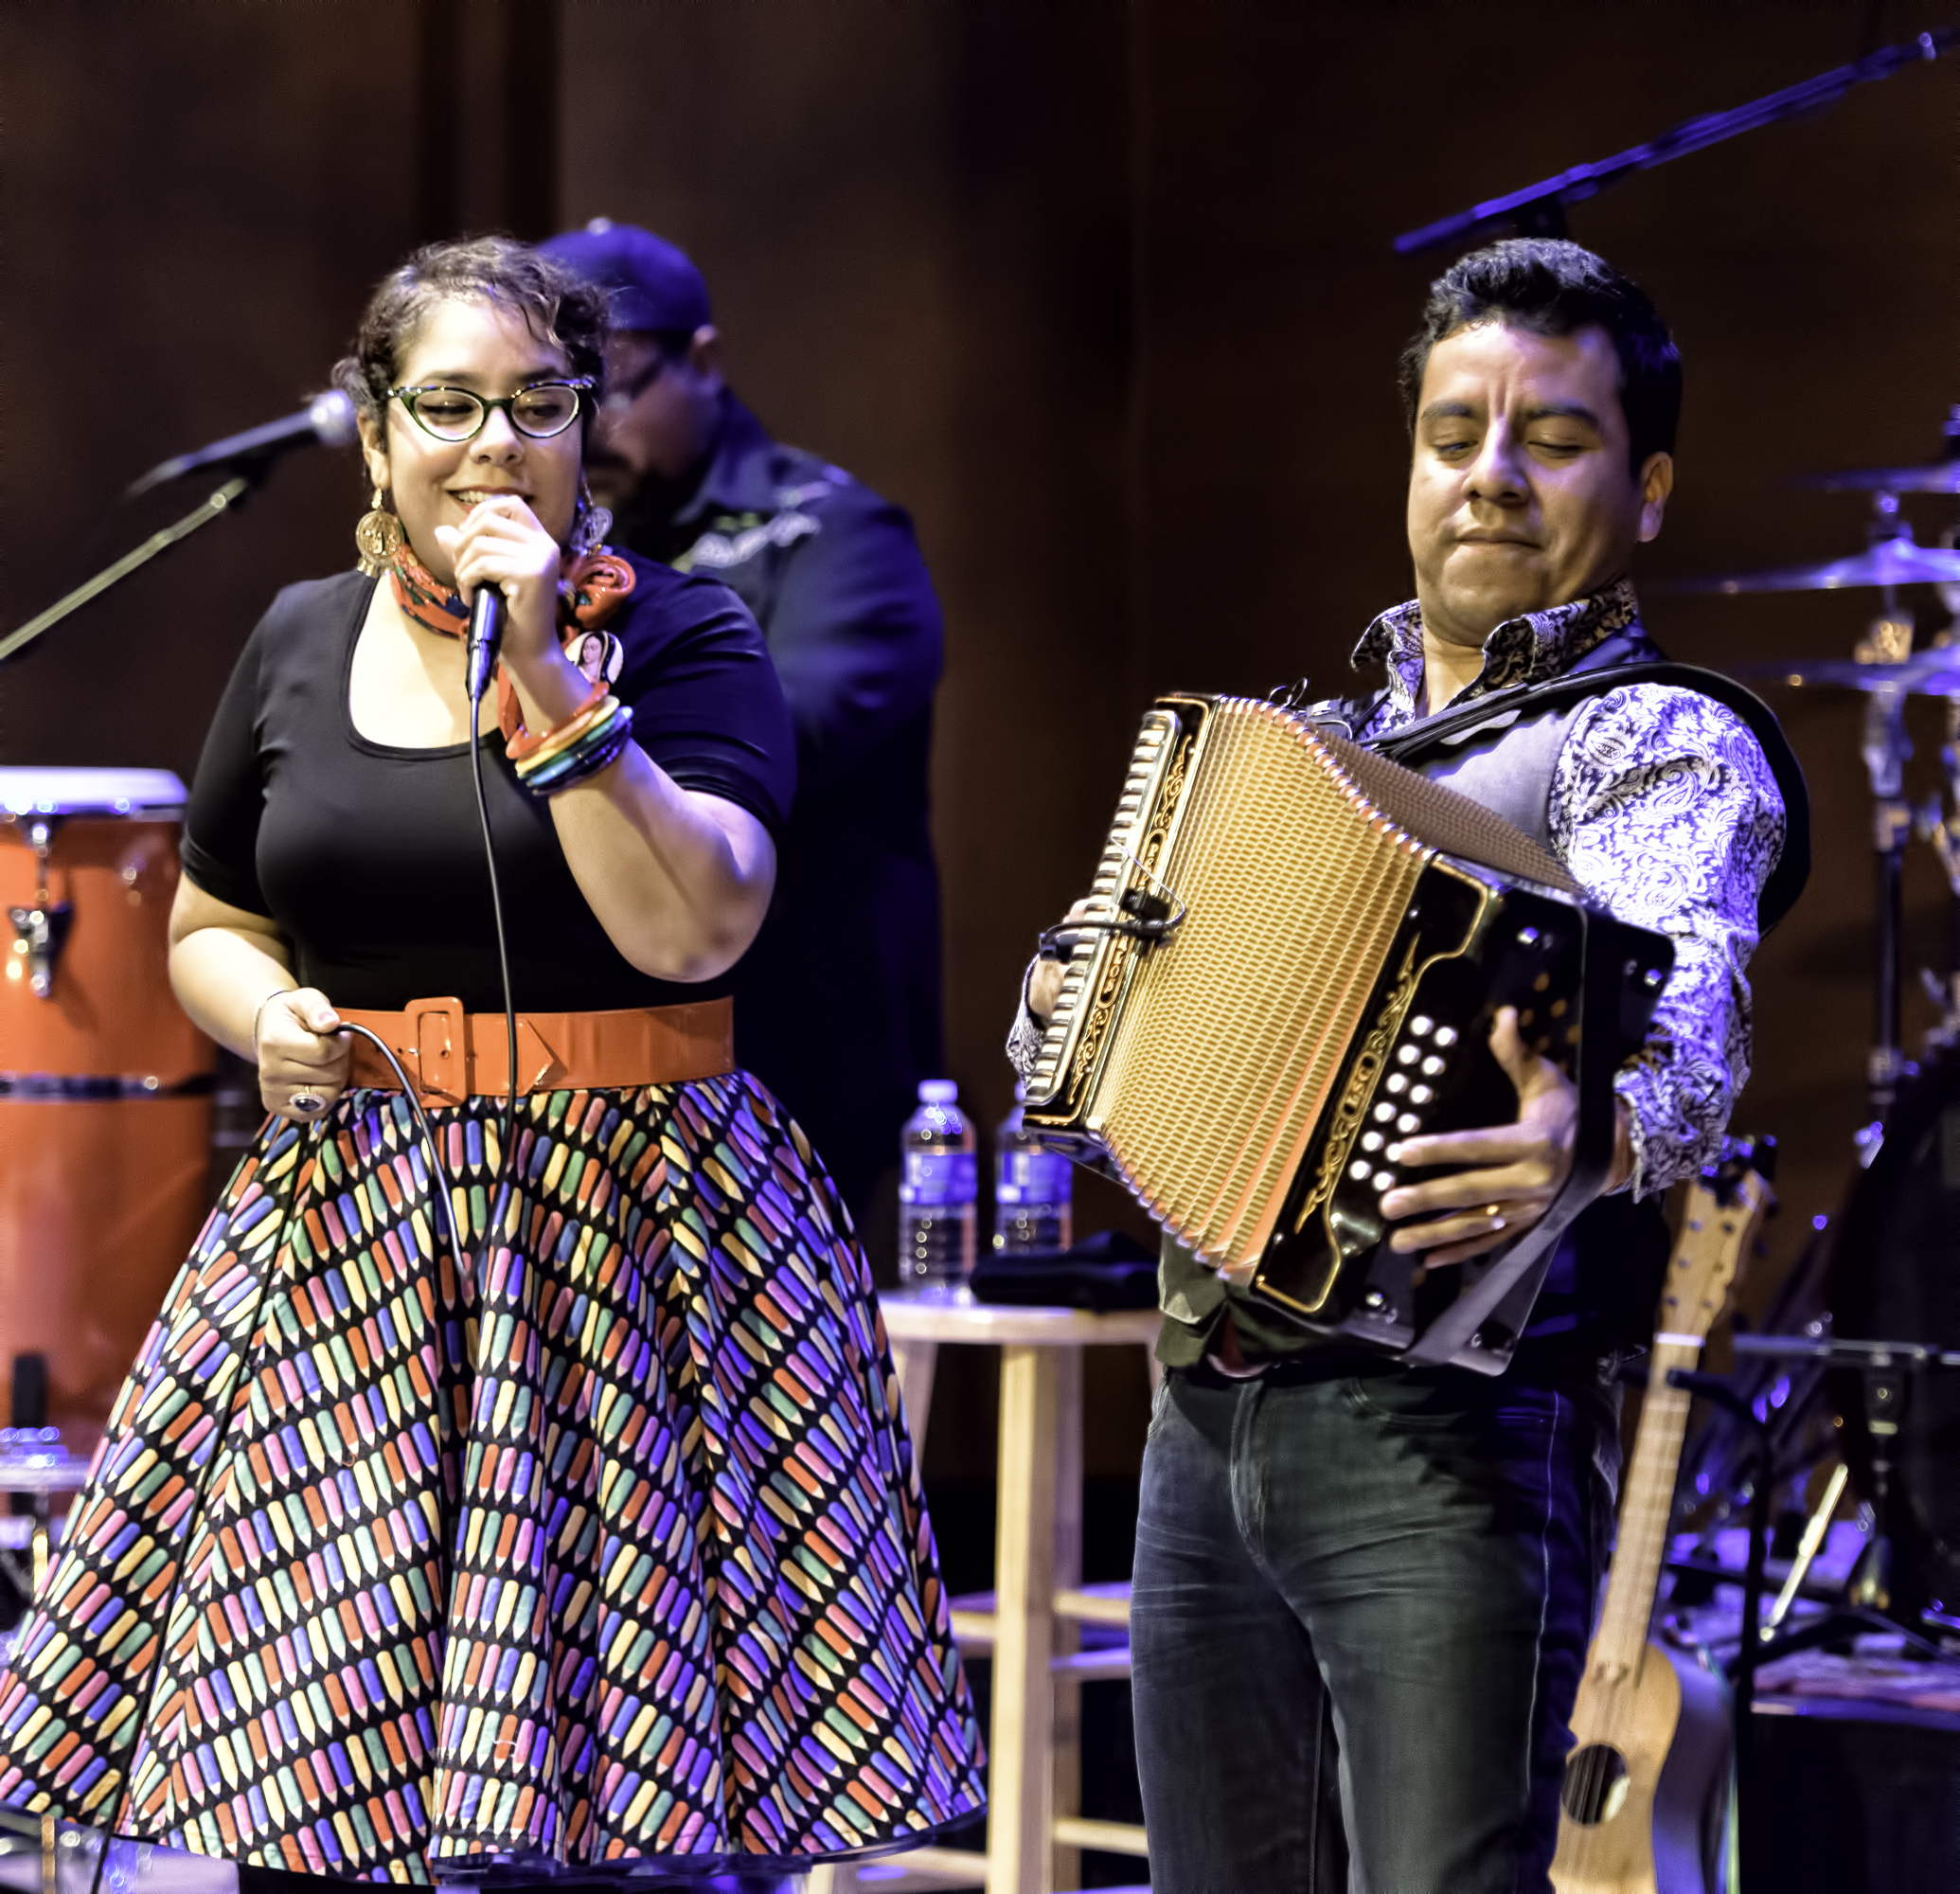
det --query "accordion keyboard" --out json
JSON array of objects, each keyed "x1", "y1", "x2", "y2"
[{"x1": 1026, "y1": 708, "x2": 1181, "y2": 1106}]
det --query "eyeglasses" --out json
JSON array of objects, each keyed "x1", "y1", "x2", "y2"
[
  {"x1": 388, "y1": 379, "x2": 595, "y2": 443},
  {"x1": 600, "y1": 353, "x2": 669, "y2": 416}
]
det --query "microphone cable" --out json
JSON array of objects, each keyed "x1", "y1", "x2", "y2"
[
  {"x1": 80, "y1": 1020, "x2": 465, "y2": 1894},
  {"x1": 465, "y1": 585, "x2": 522, "y2": 1279},
  {"x1": 77, "y1": 587, "x2": 518, "y2": 1894}
]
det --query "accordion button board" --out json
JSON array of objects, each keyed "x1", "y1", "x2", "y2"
[{"x1": 1023, "y1": 693, "x2": 1673, "y2": 1372}]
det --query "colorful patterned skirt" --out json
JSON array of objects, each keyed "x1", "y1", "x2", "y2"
[{"x1": 0, "y1": 1075, "x2": 985, "y2": 1881}]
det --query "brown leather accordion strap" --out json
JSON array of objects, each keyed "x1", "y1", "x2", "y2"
[{"x1": 339, "y1": 995, "x2": 736, "y2": 1104}]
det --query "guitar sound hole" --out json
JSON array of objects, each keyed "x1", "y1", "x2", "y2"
[{"x1": 1560, "y1": 1742, "x2": 1630, "y2": 1825}]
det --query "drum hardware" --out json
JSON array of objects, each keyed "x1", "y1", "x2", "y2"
[
  {"x1": 0, "y1": 1428, "x2": 86, "y2": 1600},
  {"x1": 1637, "y1": 1335, "x2": 1948, "y2": 1871},
  {"x1": 1659, "y1": 1545, "x2": 1845, "y2": 1617},
  {"x1": 1732, "y1": 650, "x2": 1960, "y2": 694},
  {"x1": 1913, "y1": 714, "x2": 1960, "y2": 1050},
  {"x1": 1702, "y1": 475, "x2": 1960, "y2": 1121},
  {"x1": 0, "y1": 1805, "x2": 236, "y2": 1894},
  {"x1": 1675, "y1": 1218, "x2": 1838, "y2": 1543},
  {"x1": 6, "y1": 905, "x2": 69, "y2": 1002},
  {"x1": 1764, "y1": 1461, "x2": 1853, "y2": 1639},
  {"x1": 1676, "y1": 514, "x2": 1960, "y2": 598},
  {"x1": 1725, "y1": 1332, "x2": 1960, "y2": 1657},
  {"x1": 1794, "y1": 403, "x2": 1960, "y2": 493},
  {"x1": 1862, "y1": 683, "x2": 1915, "y2": 1124},
  {"x1": 0, "y1": 1075, "x2": 211, "y2": 1099},
  {"x1": 1714, "y1": 657, "x2": 1960, "y2": 1127},
  {"x1": 3, "y1": 814, "x2": 70, "y2": 1002}
]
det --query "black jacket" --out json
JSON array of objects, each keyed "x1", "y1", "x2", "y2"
[{"x1": 616, "y1": 397, "x2": 945, "y2": 1218}]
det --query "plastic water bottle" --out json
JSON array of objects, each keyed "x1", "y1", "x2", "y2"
[
  {"x1": 994, "y1": 1082, "x2": 1073, "y2": 1254},
  {"x1": 900, "y1": 1080, "x2": 977, "y2": 1294}
]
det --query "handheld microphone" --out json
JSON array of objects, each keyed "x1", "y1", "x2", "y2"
[
  {"x1": 467, "y1": 583, "x2": 505, "y2": 705},
  {"x1": 126, "y1": 390, "x2": 359, "y2": 498}
]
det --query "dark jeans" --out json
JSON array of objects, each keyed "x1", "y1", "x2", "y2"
[{"x1": 1131, "y1": 1363, "x2": 1617, "y2": 1894}]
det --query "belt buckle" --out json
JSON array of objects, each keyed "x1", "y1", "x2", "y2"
[{"x1": 406, "y1": 996, "x2": 469, "y2": 1105}]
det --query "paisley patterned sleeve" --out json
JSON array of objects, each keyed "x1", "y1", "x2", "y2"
[
  {"x1": 1006, "y1": 961, "x2": 1048, "y2": 1084},
  {"x1": 1550, "y1": 686, "x2": 1786, "y2": 1200}
]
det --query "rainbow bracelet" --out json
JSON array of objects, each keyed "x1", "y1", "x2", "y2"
[{"x1": 512, "y1": 696, "x2": 634, "y2": 795}]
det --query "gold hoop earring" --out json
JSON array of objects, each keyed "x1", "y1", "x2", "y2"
[{"x1": 354, "y1": 486, "x2": 406, "y2": 576}]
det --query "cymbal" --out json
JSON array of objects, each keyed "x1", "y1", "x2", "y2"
[
  {"x1": 1730, "y1": 650, "x2": 1960, "y2": 695},
  {"x1": 1797, "y1": 461, "x2": 1960, "y2": 494},
  {"x1": 1681, "y1": 530, "x2": 1960, "y2": 595}
]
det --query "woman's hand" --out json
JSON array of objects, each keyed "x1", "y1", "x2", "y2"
[
  {"x1": 255, "y1": 988, "x2": 353, "y2": 1121},
  {"x1": 433, "y1": 498, "x2": 586, "y2": 723},
  {"x1": 1373, "y1": 1008, "x2": 1633, "y2": 1268}
]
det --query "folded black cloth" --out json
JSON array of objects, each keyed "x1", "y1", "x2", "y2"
[{"x1": 969, "y1": 1228, "x2": 1160, "y2": 1312}]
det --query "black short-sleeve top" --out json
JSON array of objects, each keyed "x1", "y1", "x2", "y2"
[{"x1": 182, "y1": 552, "x2": 796, "y2": 1013}]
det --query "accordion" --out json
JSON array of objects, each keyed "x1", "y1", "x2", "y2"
[{"x1": 1023, "y1": 694, "x2": 1673, "y2": 1372}]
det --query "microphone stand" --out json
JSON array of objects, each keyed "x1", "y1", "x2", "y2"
[
  {"x1": 1394, "y1": 24, "x2": 1958, "y2": 254},
  {"x1": 0, "y1": 467, "x2": 257, "y2": 667}
]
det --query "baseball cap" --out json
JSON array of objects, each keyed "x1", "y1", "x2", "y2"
[{"x1": 540, "y1": 218, "x2": 712, "y2": 334}]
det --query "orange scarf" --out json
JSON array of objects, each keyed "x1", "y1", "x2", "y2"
[{"x1": 386, "y1": 545, "x2": 636, "y2": 742}]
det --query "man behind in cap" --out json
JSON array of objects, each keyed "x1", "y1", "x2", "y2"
[{"x1": 543, "y1": 220, "x2": 945, "y2": 1255}]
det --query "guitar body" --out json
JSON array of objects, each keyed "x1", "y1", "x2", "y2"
[{"x1": 1551, "y1": 1641, "x2": 1729, "y2": 1893}]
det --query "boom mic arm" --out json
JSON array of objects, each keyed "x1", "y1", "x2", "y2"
[{"x1": 126, "y1": 389, "x2": 358, "y2": 498}]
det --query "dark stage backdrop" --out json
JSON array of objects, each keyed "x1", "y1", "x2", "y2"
[{"x1": 2, "y1": 0, "x2": 1953, "y2": 1478}]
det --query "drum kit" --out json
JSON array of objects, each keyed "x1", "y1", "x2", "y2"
[{"x1": 1669, "y1": 409, "x2": 1960, "y2": 1642}]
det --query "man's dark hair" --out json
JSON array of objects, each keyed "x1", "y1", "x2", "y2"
[{"x1": 1397, "y1": 239, "x2": 1682, "y2": 474}]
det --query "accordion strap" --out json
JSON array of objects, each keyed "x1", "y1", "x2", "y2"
[
  {"x1": 1291, "y1": 652, "x2": 1809, "y2": 935},
  {"x1": 1371, "y1": 660, "x2": 1809, "y2": 933}
]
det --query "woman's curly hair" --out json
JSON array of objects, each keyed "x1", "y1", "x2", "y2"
[{"x1": 330, "y1": 236, "x2": 609, "y2": 439}]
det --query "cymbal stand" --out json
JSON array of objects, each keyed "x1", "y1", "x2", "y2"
[
  {"x1": 1850, "y1": 500, "x2": 1916, "y2": 664},
  {"x1": 1861, "y1": 673, "x2": 1913, "y2": 1145},
  {"x1": 1912, "y1": 695, "x2": 1960, "y2": 1049}
]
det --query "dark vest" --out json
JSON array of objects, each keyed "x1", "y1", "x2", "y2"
[{"x1": 1308, "y1": 634, "x2": 1809, "y2": 1366}]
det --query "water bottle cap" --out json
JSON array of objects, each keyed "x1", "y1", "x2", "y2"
[{"x1": 918, "y1": 1079, "x2": 958, "y2": 1104}]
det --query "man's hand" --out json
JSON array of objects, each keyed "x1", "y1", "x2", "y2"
[
  {"x1": 1374, "y1": 1007, "x2": 1631, "y2": 1267},
  {"x1": 1028, "y1": 899, "x2": 1099, "y2": 1020}
]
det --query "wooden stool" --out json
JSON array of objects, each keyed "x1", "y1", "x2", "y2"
[{"x1": 811, "y1": 1295, "x2": 1160, "y2": 1894}]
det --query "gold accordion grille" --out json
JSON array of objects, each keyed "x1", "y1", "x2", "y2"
[{"x1": 1060, "y1": 697, "x2": 1432, "y2": 1270}]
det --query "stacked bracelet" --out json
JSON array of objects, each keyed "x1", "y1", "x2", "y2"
[{"x1": 508, "y1": 691, "x2": 634, "y2": 795}]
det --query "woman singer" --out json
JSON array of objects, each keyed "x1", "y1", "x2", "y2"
[{"x1": 0, "y1": 238, "x2": 983, "y2": 1883}]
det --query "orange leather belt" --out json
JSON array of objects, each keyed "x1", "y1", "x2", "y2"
[{"x1": 340, "y1": 995, "x2": 735, "y2": 1105}]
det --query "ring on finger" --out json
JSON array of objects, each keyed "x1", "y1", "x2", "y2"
[
  {"x1": 1484, "y1": 1203, "x2": 1506, "y2": 1225},
  {"x1": 291, "y1": 1091, "x2": 326, "y2": 1114}
]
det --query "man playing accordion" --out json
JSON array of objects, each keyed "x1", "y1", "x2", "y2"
[{"x1": 1010, "y1": 240, "x2": 1791, "y2": 1893}]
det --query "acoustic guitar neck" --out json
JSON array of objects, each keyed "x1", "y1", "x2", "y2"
[{"x1": 1551, "y1": 1139, "x2": 1773, "y2": 1893}]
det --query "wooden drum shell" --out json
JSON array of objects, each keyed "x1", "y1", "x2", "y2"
[
  {"x1": 0, "y1": 1098, "x2": 213, "y2": 1453},
  {"x1": 0, "y1": 797, "x2": 218, "y2": 1443},
  {"x1": 0, "y1": 815, "x2": 210, "y2": 1084}
]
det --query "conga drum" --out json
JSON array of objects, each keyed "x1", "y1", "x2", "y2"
[{"x1": 0, "y1": 769, "x2": 216, "y2": 1457}]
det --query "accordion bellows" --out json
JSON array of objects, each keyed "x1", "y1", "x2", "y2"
[{"x1": 1025, "y1": 694, "x2": 1582, "y2": 1277}]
